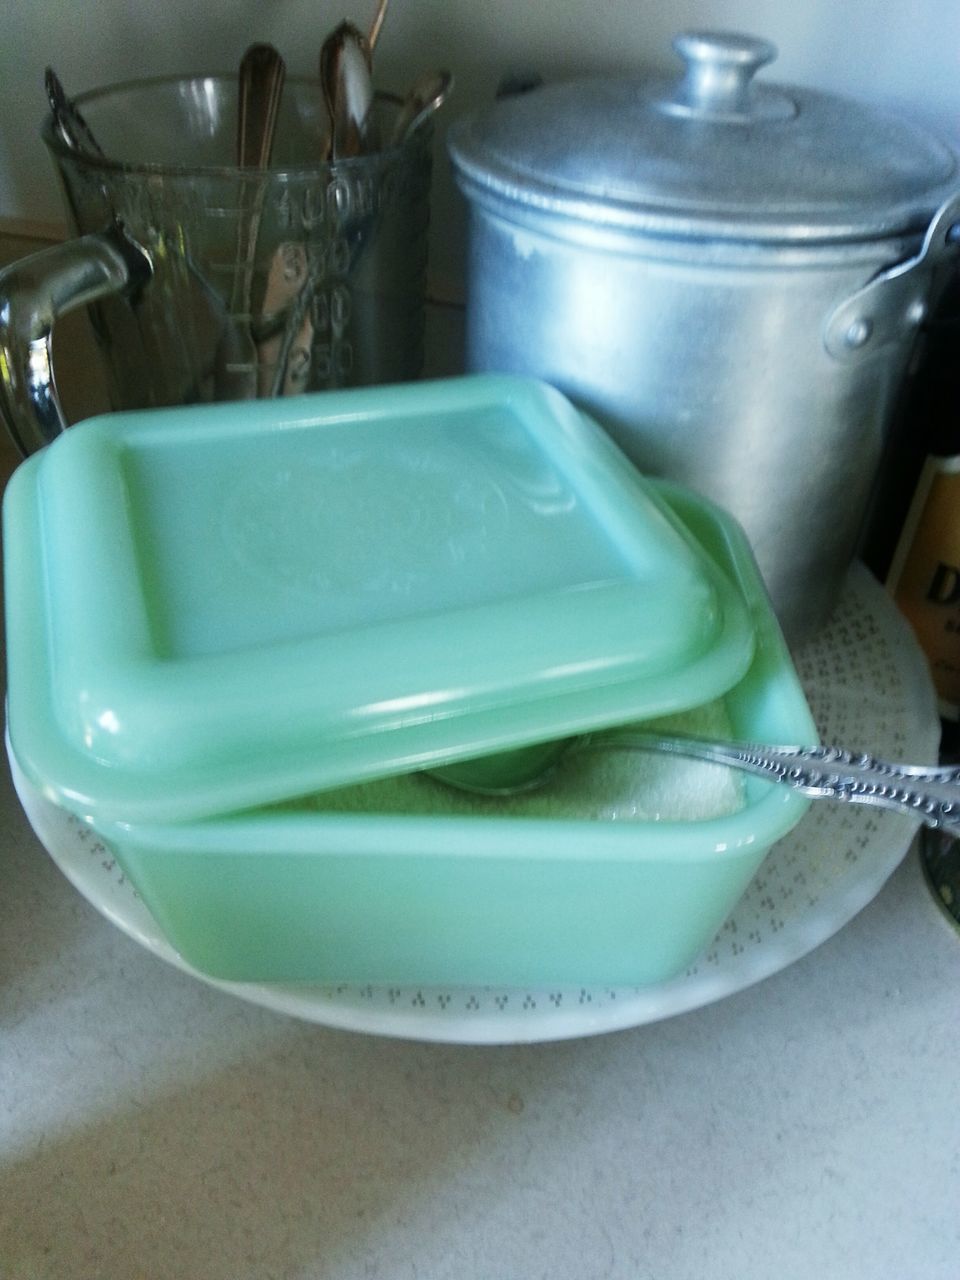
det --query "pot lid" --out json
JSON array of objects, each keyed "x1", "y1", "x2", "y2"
[
  {"x1": 448, "y1": 30, "x2": 960, "y2": 244},
  {"x1": 4, "y1": 375, "x2": 756, "y2": 825}
]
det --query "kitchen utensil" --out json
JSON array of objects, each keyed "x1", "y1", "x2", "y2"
[
  {"x1": 390, "y1": 69, "x2": 453, "y2": 146},
  {"x1": 320, "y1": 20, "x2": 377, "y2": 160},
  {"x1": 255, "y1": 240, "x2": 314, "y2": 396},
  {"x1": 226, "y1": 43, "x2": 287, "y2": 400},
  {"x1": 44, "y1": 67, "x2": 104, "y2": 157},
  {"x1": 433, "y1": 730, "x2": 960, "y2": 831},
  {"x1": 236, "y1": 43, "x2": 286, "y2": 170},
  {"x1": 0, "y1": 74, "x2": 433, "y2": 456},
  {"x1": 448, "y1": 29, "x2": 960, "y2": 644},
  {"x1": 367, "y1": 0, "x2": 390, "y2": 52},
  {"x1": 3, "y1": 377, "x2": 816, "y2": 986}
]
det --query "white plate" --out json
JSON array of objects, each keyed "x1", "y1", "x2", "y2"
[{"x1": 12, "y1": 565, "x2": 940, "y2": 1044}]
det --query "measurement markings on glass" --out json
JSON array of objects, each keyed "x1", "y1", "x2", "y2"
[{"x1": 202, "y1": 204, "x2": 245, "y2": 219}]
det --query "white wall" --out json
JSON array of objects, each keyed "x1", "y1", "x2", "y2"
[{"x1": 2, "y1": 0, "x2": 958, "y2": 297}]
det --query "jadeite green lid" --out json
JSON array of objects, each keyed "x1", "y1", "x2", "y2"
[{"x1": 4, "y1": 374, "x2": 756, "y2": 824}]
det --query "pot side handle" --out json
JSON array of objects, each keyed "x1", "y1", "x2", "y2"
[
  {"x1": 0, "y1": 221, "x2": 152, "y2": 456},
  {"x1": 824, "y1": 195, "x2": 960, "y2": 362}
]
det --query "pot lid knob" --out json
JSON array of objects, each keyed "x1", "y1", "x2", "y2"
[{"x1": 665, "y1": 30, "x2": 796, "y2": 122}]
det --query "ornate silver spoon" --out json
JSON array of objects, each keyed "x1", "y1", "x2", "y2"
[{"x1": 435, "y1": 734, "x2": 960, "y2": 831}]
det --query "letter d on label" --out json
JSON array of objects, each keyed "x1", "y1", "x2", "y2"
[{"x1": 928, "y1": 562, "x2": 960, "y2": 605}]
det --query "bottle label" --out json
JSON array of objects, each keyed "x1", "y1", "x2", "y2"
[{"x1": 888, "y1": 453, "x2": 960, "y2": 718}]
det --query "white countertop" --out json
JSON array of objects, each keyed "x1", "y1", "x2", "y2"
[
  {"x1": 2, "y1": 311, "x2": 960, "y2": 1275},
  {"x1": 3, "y1": 755, "x2": 960, "y2": 1278}
]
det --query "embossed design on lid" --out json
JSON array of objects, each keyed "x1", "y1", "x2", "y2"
[{"x1": 4, "y1": 375, "x2": 755, "y2": 823}]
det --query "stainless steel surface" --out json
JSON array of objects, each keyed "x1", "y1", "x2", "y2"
[
  {"x1": 448, "y1": 29, "x2": 960, "y2": 643},
  {"x1": 229, "y1": 44, "x2": 287, "y2": 401},
  {"x1": 660, "y1": 31, "x2": 792, "y2": 123},
  {"x1": 390, "y1": 70, "x2": 453, "y2": 146},
  {"x1": 320, "y1": 22, "x2": 377, "y2": 160},
  {"x1": 0, "y1": 75, "x2": 433, "y2": 455},
  {"x1": 0, "y1": 225, "x2": 152, "y2": 457},
  {"x1": 236, "y1": 44, "x2": 286, "y2": 170},
  {"x1": 823, "y1": 194, "x2": 960, "y2": 361},
  {"x1": 366, "y1": 0, "x2": 390, "y2": 52},
  {"x1": 44, "y1": 67, "x2": 104, "y2": 158},
  {"x1": 450, "y1": 30, "x2": 958, "y2": 242}
]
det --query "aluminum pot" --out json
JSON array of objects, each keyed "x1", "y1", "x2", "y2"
[{"x1": 448, "y1": 30, "x2": 960, "y2": 643}]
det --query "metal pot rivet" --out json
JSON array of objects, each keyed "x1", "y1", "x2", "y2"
[
  {"x1": 905, "y1": 299, "x2": 927, "y2": 326},
  {"x1": 844, "y1": 317, "x2": 873, "y2": 349}
]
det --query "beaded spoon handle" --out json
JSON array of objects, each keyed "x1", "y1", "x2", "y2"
[{"x1": 576, "y1": 735, "x2": 960, "y2": 832}]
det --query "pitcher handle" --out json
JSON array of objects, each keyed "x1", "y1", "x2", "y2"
[{"x1": 0, "y1": 221, "x2": 152, "y2": 456}]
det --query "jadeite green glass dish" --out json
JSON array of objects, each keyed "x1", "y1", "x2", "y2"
[
  {"x1": 4, "y1": 374, "x2": 816, "y2": 987},
  {"x1": 93, "y1": 483, "x2": 814, "y2": 987},
  {"x1": 4, "y1": 374, "x2": 755, "y2": 825}
]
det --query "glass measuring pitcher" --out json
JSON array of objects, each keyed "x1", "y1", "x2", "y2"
[{"x1": 0, "y1": 75, "x2": 434, "y2": 455}]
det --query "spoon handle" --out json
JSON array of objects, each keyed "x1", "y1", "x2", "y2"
[
  {"x1": 320, "y1": 21, "x2": 376, "y2": 160},
  {"x1": 584, "y1": 734, "x2": 960, "y2": 832},
  {"x1": 237, "y1": 43, "x2": 286, "y2": 169},
  {"x1": 389, "y1": 69, "x2": 453, "y2": 146},
  {"x1": 367, "y1": 0, "x2": 390, "y2": 51}
]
